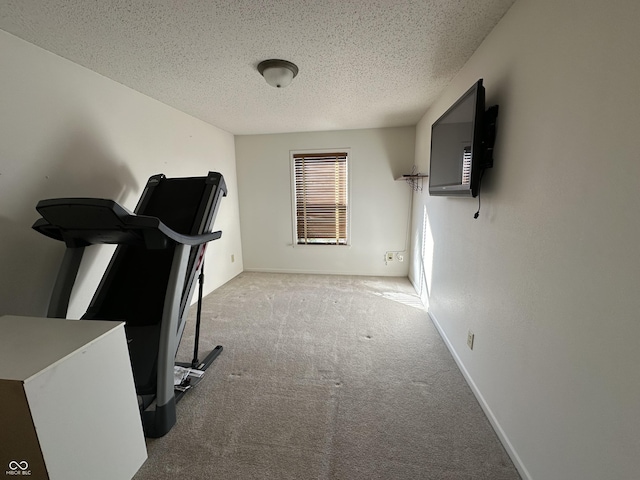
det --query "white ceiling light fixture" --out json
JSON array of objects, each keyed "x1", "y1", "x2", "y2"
[{"x1": 257, "y1": 59, "x2": 299, "y2": 88}]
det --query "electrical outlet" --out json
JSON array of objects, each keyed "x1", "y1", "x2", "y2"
[
  {"x1": 386, "y1": 252, "x2": 394, "y2": 262},
  {"x1": 396, "y1": 253, "x2": 404, "y2": 262},
  {"x1": 467, "y1": 331, "x2": 475, "y2": 350}
]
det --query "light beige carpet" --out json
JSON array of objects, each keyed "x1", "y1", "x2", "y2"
[{"x1": 133, "y1": 272, "x2": 520, "y2": 479}]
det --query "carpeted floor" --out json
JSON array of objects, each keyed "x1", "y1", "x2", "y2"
[{"x1": 133, "y1": 272, "x2": 520, "y2": 479}]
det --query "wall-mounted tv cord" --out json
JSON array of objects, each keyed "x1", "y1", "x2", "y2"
[{"x1": 473, "y1": 168, "x2": 486, "y2": 219}]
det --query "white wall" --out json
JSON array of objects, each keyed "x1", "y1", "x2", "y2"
[
  {"x1": 0, "y1": 31, "x2": 243, "y2": 319},
  {"x1": 236, "y1": 128, "x2": 415, "y2": 276},
  {"x1": 409, "y1": 0, "x2": 640, "y2": 478}
]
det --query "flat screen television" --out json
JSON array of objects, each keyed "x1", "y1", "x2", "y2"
[{"x1": 428, "y1": 79, "x2": 498, "y2": 197}]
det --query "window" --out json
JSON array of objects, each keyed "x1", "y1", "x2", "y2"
[
  {"x1": 462, "y1": 145, "x2": 471, "y2": 185},
  {"x1": 292, "y1": 151, "x2": 348, "y2": 245}
]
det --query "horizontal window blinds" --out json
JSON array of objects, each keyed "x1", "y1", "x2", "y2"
[
  {"x1": 293, "y1": 152, "x2": 348, "y2": 245},
  {"x1": 462, "y1": 146, "x2": 471, "y2": 185}
]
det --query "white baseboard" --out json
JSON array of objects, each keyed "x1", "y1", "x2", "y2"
[
  {"x1": 408, "y1": 274, "x2": 420, "y2": 292},
  {"x1": 242, "y1": 267, "x2": 407, "y2": 277},
  {"x1": 427, "y1": 310, "x2": 532, "y2": 480}
]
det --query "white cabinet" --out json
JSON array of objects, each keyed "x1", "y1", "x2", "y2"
[{"x1": 0, "y1": 315, "x2": 147, "y2": 480}]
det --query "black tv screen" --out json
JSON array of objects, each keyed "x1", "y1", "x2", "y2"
[{"x1": 429, "y1": 79, "x2": 497, "y2": 197}]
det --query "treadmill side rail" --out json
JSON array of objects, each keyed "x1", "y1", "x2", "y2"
[{"x1": 47, "y1": 247, "x2": 85, "y2": 318}]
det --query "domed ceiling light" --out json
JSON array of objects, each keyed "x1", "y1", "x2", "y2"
[{"x1": 257, "y1": 59, "x2": 299, "y2": 88}]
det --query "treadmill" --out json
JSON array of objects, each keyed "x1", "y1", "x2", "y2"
[{"x1": 32, "y1": 171, "x2": 227, "y2": 437}]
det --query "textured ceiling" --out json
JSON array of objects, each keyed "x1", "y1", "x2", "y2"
[{"x1": 0, "y1": 0, "x2": 515, "y2": 135}]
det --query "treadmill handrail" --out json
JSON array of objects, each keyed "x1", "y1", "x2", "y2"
[
  {"x1": 134, "y1": 215, "x2": 223, "y2": 246},
  {"x1": 32, "y1": 198, "x2": 222, "y2": 249}
]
